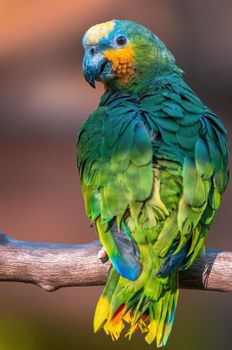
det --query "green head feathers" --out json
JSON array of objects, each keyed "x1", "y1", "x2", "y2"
[{"x1": 82, "y1": 19, "x2": 181, "y2": 91}]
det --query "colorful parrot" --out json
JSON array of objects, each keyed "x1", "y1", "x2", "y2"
[{"x1": 77, "y1": 20, "x2": 229, "y2": 347}]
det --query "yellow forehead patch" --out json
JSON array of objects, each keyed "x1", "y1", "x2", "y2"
[
  {"x1": 104, "y1": 44, "x2": 136, "y2": 84},
  {"x1": 84, "y1": 21, "x2": 115, "y2": 45}
]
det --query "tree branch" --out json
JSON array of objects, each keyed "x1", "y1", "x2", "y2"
[{"x1": 0, "y1": 232, "x2": 231, "y2": 292}]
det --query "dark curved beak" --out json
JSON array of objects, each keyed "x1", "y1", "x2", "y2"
[{"x1": 82, "y1": 50, "x2": 108, "y2": 88}]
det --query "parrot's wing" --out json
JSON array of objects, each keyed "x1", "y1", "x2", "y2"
[
  {"x1": 140, "y1": 74, "x2": 229, "y2": 273},
  {"x1": 181, "y1": 108, "x2": 229, "y2": 268},
  {"x1": 77, "y1": 91, "x2": 154, "y2": 280},
  {"x1": 78, "y1": 76, "x2": 228, "y2": 280}
]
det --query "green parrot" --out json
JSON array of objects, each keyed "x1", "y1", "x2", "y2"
[{"x1": 77, "y1": 19, "x2": 229, "y2": 347}]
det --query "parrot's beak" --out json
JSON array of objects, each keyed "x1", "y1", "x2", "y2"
[{"x1": 83, "y1": 49, "x2": 114, "y2": 88}]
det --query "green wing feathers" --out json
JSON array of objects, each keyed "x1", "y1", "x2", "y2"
[{"x1": 77, "y1": 73, "x2": 228, "y2": 347}]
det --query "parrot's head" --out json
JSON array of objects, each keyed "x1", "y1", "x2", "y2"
[{"x1": 82, "y1": 19, "x2": 180, "y2": 91}]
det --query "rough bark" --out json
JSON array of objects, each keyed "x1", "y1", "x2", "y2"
[{"x1": 0, "y1": 232, "x2": 231, "y2": 292}]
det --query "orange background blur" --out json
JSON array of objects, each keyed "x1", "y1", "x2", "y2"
[{"x1": 0, "y1": 1, "x2": 231, "y2": 349}]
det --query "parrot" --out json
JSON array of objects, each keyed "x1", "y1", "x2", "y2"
[{"x1": 77, "y1": 19, "x2": 229, "y2": 347}]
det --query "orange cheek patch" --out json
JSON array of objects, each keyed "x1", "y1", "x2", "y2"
[{"x1": 104, "y1": 44, "x2": 135, "y2": 84}]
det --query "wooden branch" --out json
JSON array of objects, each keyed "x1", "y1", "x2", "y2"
[{"x1": 0, "y1": 232, "x2": 231, "y2": 292}]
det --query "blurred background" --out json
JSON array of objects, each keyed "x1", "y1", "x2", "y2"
[{"x1": 0, "y1": 0, "x2": 231, "y2": 349}]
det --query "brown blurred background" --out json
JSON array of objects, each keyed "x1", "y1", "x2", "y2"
[{"x1": 0, "y1": 1, "x2": 231, "y2": 349}]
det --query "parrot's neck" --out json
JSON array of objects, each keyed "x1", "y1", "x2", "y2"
[{"x1": 105, "y1": 65, "x2": 183, "y2": 95}]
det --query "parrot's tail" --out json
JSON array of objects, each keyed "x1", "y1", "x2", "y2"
[{"x1": 94, "y1": 266, "x2": 179, "y2": 348}]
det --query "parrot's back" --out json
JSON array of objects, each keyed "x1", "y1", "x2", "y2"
[{"x1": 77, "y1": 71, "x2": 228, "y2": 347}]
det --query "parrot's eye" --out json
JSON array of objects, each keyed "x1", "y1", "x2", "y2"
[
  {"x1": 115, "y1": 35, "x2": 127, "y2": 47},
  {"x1": 90, "y1": 46, "x2": 97, "y2": 56}
]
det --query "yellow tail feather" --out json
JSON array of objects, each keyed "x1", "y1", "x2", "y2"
[{"x1": 94, "y1": 267, "x2": 179, "y2": 347}]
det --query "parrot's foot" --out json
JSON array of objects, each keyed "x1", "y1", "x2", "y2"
[
  {"x1": 97, "y1": 246, "x2": 109, "y2": 263},
  {"x1": 150, "y1": 130, "x2": 157, "y2": 143}
]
